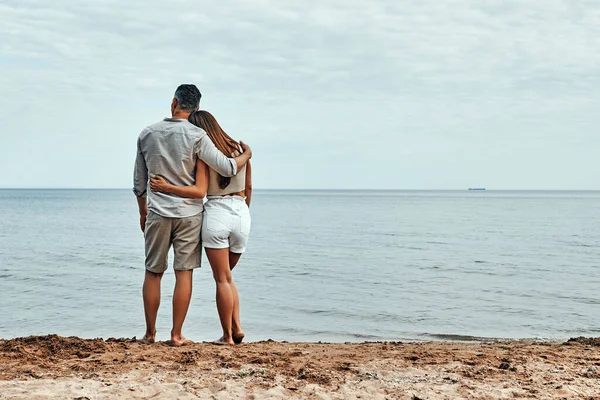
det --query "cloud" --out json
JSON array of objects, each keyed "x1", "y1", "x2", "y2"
[{"x1": 0, "y1": 0, "x2": 599, "y2": 189}]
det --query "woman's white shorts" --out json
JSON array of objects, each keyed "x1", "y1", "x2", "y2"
[{"x1": 202, "y1": 196, "x2": 251, "y2": 253}]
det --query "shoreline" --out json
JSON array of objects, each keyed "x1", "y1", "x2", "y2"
[
  {"x1": 1, "y1": 335, "x2": 599, "y2": 399},
  {"x1": 0, "y1": 332, "x2": 582, "y2": 344}
]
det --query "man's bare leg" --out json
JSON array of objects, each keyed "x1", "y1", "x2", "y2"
[
  {"x1": 171, "y1": 269, "x2": 194, "y2": 346},
  {"x1": 142, "y1": 270, "x2": 163, "y2": 343}
]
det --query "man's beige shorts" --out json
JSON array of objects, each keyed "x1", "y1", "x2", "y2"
[{"x1": 144, "y1": 211, "x2": 202, "y2": 273}]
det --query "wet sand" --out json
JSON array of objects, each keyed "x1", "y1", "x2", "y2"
[{"x1": 1, "y1": 335, "x2": 599, "y2": 399}]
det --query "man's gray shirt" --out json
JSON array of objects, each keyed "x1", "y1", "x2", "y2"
[{"x1": 133, "y1": 118, "x2": 237, "y2": 218}]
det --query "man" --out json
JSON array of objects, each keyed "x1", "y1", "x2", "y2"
[{"x1": 133, "y1": 84, "x2": 252, "y2": 345}]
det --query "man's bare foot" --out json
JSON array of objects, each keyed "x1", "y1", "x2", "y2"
[
  {"x1": 232, "y1": 332, "x2": 245, "y2": 344},
  {"x1": 168, "y1": 335, "x2": 194, "y2": 347},
  {"x1": 138, "y1": 333, "x2": 155, "y2": 345},
  {"x1": 212, "y1": 336, "x2": 234, "y2": 346}
]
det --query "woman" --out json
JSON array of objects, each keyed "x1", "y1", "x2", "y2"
[{"x1": 150, "y1": 110, "x2": 252, "y2": 345}]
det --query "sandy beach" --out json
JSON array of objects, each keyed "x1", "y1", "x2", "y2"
[{"x1": 0, "y1": 335, "x2": 599, "y2": 399}]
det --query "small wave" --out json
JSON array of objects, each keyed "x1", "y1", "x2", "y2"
[
  {"x1": 551, "y1": 294, "x2": 600, "y2": 305},
  {"x1": 292, "y1": 271, "x2": 311, "y2": 276},
  {"x1": 560, "y1": 240, "x2": 597, "y2": 248},
  {"x1": 422, "y1": 333, "x2": 497, "y2": 342},
  {"x1": 461, "y1": 270, "x2": 500, "y2": 276},
  {"x1": 347, "y1": 332, "x2": 384, "y2": 340},
  {"x1": 269, "y1": 326, "x2": 386, "y2": 341}
]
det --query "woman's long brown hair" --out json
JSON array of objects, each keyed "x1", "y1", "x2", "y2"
[{"x1": 188, "y1": 110, "x2": 239, "y2": 190}]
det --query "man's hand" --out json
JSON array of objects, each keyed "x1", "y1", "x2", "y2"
[
  {"x1": 136, "y1": 196, "x2": 148, "y2": 233},
  {"x1": 140, "y1": 213, "x2": 147, "y2": 233},
  {"x1": 233, "y1": 142, "x2": 252, "y2": 173},
  {"x1": 240, "y1": 141, "x2": 252, "y2": 159}
]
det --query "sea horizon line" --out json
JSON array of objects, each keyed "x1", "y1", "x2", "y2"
[{"x1": 0, "y1": 188, "x2": 599, "y2": 192}]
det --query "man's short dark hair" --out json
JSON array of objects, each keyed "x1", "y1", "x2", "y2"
[{"x1": 174, "y1": 84, "x2": 201, "y2": 112}]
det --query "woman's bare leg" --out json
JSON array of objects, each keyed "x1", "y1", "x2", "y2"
[
  {"x1": 229, "y1": 252, "x2": 244, "y2": 343},
  {"x1": 206, "y1": 248, "x2": 235, "y2": 345}
]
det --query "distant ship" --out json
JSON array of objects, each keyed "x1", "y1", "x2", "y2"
[{"x1": 468, "y1": 188, "x2": 486, "y2": 191}]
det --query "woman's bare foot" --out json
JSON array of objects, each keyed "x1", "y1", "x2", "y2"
[
  {"x1": 169, "y1": 335, "x2": 194, "y2": 347},
  {"x1": 212, "y1": 336, "x2": 234, "y2": 346},
  {"x1": 232, "y1": 332, "x2": 245, "y2": 344}
]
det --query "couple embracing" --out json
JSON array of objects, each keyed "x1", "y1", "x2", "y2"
[{"x1": 133, "y1": 84, "x2": 252, "y2": 346}]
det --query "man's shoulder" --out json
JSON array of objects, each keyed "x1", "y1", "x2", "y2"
[
  {"x1": 139, "y1": 119, "x2": 207, "y2": 140},
  {"x1": 139, "y1": 119, "x2": 168, "y2": 139},
  {"x1": 180, "y1": 120, "x2": 207, "y2": 140}
]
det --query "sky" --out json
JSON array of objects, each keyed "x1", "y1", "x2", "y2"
[{"x1": 0, "y1": 0, "x2": 598, "y2": 190}]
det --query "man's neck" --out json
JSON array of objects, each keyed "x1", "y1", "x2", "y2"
[{"x1": 171, "y1": 111, "x2": 191, "y2": 120}]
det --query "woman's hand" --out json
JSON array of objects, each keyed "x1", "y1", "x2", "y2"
[{"x1": 150, "y1": 175, "x2": 171, "y2": 193}]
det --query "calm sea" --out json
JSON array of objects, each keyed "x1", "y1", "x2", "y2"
[{"x1": 0, "y1": 189, "x2": 598, "y2": 342}]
